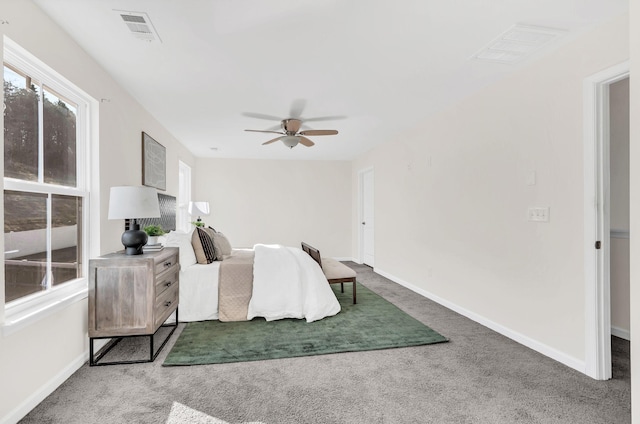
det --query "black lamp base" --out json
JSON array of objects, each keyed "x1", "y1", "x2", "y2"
[{"x1": 121, "y1": 225, "x2": 148, "y2": 255}]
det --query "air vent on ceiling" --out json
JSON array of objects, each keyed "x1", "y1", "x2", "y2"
[
  {"x1": 472, "y1": 24, "x2": 565, "y2": 64},
  {"x1": 115, "y1": 10, "x2": 162, "y2": 43}
]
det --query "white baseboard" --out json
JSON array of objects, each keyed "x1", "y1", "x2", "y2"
[
  {"x1": 1, "y1": 350, "x2": 87, "y2": 424},
  {"x1": 374, "y1": 267, "x2": 587, "y2": 375},
  {"x1": 611, "y1": 326, "x2": 630, "y2": 341}
]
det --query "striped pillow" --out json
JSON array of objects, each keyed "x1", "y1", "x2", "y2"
[{"x1": 191, "y1": 227, "x2": 217, "y2": 264}]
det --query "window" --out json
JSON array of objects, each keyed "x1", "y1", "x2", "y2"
[
  {"x1": 177, "y1": 160, "x2": 192, "y2": 232},
  {"x1": 3, "y1": 39, "x2": 92, "y2": 321}
]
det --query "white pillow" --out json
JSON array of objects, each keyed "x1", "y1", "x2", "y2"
[{"x1": 164, "y1": 230, "x2": 197, "y2": 267}]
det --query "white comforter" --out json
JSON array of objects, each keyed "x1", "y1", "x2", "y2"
[{"x1": 247, "y1": 244, "x2": 341, "y2": 323}]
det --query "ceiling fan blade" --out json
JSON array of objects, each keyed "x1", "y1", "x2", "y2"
[
  {"x1": 298, "y1": 136, "x2": 315, "y2": 147},
  {"x1": 265, "y1": 123, "x2": 282, "y2": 131},
  {"x1": 289, "y1": 99, "x2": 306, "y2": 119},
  {"x1": 299, "y1": 129, "x2": 338, "y2": 136},
  {"x1": 242, "y1": 112, "x2": 283, "y2": 121},
  {"x1": 245, "y1": 129, "x2": 285, "y2": 135},
  {"x1": 262, "y1": 136, "x2": 284, "y2": 145},
  {"x1": 303, "y1": 115, "x2": 347, "y2": 122}
]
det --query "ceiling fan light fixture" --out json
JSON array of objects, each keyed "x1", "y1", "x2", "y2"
[{"x1": 282, "y1": 135, "x2": 299, "y2": 149}]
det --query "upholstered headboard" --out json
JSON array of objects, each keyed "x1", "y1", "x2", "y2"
[{"x1": 125, "y1": 193, "x2": 176, "y2": 232}]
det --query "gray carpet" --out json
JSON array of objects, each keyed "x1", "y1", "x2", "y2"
[{"x1": 20, "y1": 262, "x2": 630, "y2": 424}]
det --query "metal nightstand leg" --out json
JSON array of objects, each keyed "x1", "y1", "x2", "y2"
[{"x1": 89, "y1": 308, "x2": 179, "y2": 366}]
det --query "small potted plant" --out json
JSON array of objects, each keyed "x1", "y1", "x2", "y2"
[{"x1": 143, "y1": 225, "x2": 165, "y2": 245}]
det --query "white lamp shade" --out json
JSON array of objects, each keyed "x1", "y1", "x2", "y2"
[
  {"x1": 188, "y1": 201, "x2": 210, "y2": 217},
  {"x1": 108, "y1": 186, "x2": 161, "y2": 220}
]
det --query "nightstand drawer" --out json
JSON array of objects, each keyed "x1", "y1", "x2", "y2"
[
  {"x1": 155, "y1": 252, "x2": 178, "y2": 275},
  {"x1": 155, "y1": 270, "x2": 178, "y2": 297},
  {"x1": 155, "y1": 283, "x2": 179, "y2": 327}
]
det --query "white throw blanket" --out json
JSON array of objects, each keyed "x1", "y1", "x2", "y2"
[{"x1": 247, "y1": 244, "x2": 341, "y2": 323}]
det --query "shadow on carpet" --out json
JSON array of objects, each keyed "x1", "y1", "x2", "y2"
[{"x1": 163, "y1": 283, "x2": 448, "y2": 366}]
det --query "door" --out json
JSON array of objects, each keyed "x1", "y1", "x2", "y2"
[{"x1": 361, "y1": 169, "x2": 375, "y2": 266}]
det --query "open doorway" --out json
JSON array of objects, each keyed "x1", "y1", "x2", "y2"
[
  {"x1": 583, "y1": 61, "x2": 629, "y2": 380},
  {"x1": 608, "y1": 77, "x2": 631, "y2": 380}
]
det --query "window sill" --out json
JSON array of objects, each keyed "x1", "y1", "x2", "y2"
[{"x1": 2, "y1": 279, "x2": 88, "y2": 337}]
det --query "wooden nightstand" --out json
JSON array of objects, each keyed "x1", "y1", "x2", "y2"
[{"x1": 88, "y1": 247, "x2": 179, "y2": 366}]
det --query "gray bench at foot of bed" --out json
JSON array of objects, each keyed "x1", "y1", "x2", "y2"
[{"x1": 301, "y1": 242, "x2": 357, "y2": 304}]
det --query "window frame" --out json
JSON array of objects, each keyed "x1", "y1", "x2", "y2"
[
  {"x1": 2, "y1": 37, "x2": 97, "y2": 336},
  {"x1": 177, "y1": 160, "x2": 192, "y2": 232}
]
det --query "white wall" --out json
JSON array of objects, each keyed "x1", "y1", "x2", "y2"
[
  {"x1": 609, "y1": 77, "x2": 630, "y2": 338},
  {"x1": 0, "y1": 1, "x2": 195, "y2": 422},
  {"x1": 352, "y1": 15, "x2": 629, "y2": 369},
  {"x1": 610, "y1": 238, "x2": 630, "y2": 336},
  {"x1": 610, "y1": 78, "x2": 631, "y2": 231},
  {"x1": 194, "y1": 158, "x2": 351, "y2": 259}
]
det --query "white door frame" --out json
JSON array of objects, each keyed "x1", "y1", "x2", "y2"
[
  {"x1": 177, "y1": 160, "x2": 192, "y2": 232},
  {"x1": 358, "y1": 167, "x2": 374, "y2": 265},
  {"x1": 583, "y1": 60, "x2": 629, "y2": 380}
]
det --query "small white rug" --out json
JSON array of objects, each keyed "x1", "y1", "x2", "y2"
[{"x1": 166, "y1": 402, "x2": 265, "y2": 424}]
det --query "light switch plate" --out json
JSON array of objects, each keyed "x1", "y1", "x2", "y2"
[{"x1": 528, "y1": 207, "x2": 549, "y2": 222}]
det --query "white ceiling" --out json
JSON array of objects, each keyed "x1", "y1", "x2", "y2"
[{"x1": 33, "y1": 0, "x2": 627, "y2": 161}]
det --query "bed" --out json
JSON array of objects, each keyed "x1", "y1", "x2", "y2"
[
  {"x1": 140, "y1": 195, "x2": 339, "y2": 324},
  {"x1": 162, "y1": 229, "x2": 341, "y2": 323}
]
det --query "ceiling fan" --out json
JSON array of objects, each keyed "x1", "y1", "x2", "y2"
[{"x1": 243, "y1": 100, "x2": 343, "y2": 149}]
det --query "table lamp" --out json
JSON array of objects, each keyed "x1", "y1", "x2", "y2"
[
  {"x1": 188, "y1": 201, "x2": 210, "y2": 226},
  {"x1": 108, "y1": 186, "x2": 161, "y2": 255}
]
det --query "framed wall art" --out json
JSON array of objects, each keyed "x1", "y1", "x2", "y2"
[{"x1": 142, "y1": 132, "x2": 166, "y2": 191}]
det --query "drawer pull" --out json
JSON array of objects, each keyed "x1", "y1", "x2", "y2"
[
  {"x1": 163, "y1": 261, "x2": 173, "y2": 268},
  {"x1": 164, "y1": 281, "x2": 172, "y2": 288},
  {"x1": 164, "y1": 300, "x2": 172, "y2": 307}
]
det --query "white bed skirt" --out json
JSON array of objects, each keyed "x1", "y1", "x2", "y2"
[{"x1": 178, "y1": 261, "x2": 221, "y2": 322}]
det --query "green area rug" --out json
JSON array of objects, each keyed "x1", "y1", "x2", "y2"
[{"x1": 163, "y1": 283, "x2": 447, "y2": 366}]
